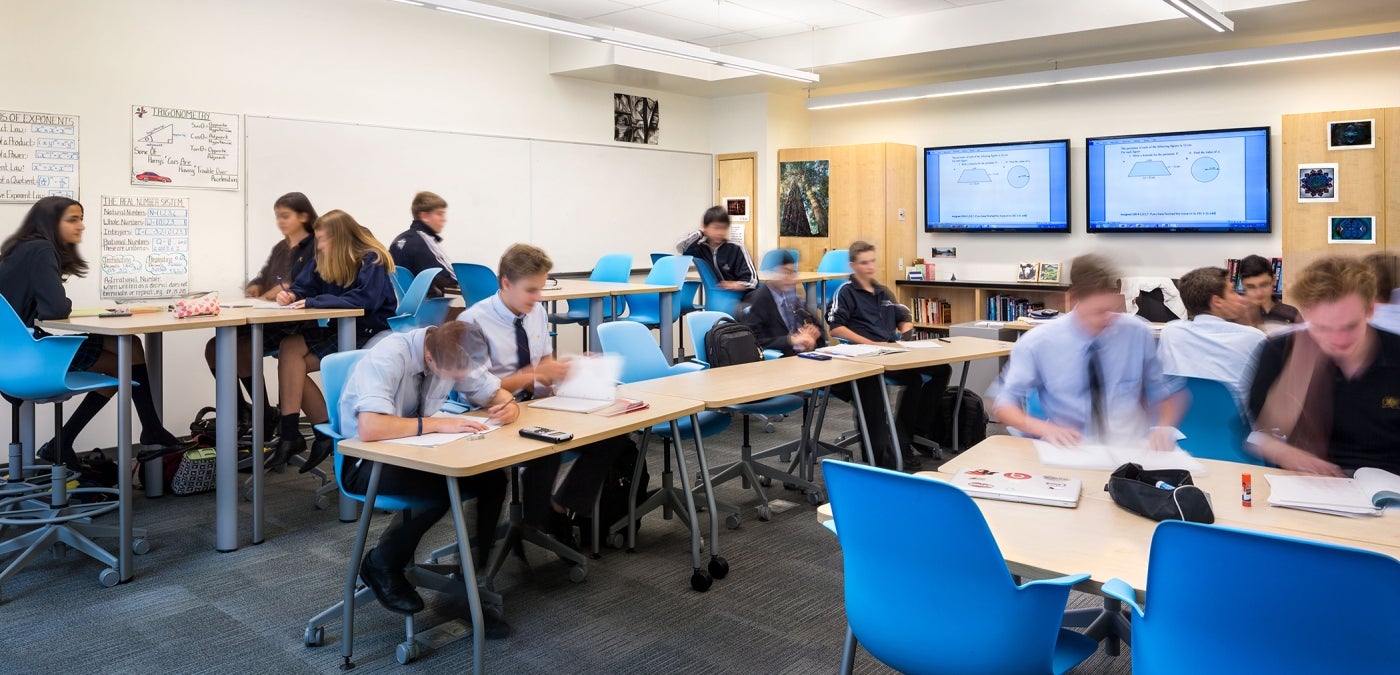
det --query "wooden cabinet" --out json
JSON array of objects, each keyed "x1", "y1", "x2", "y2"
[{"x1": 776, "y1": 143, "x2": 916, "y2": 287}]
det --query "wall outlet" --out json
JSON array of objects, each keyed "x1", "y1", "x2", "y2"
[
  {"x1": 897, "y1": 257, "x2": 904, "y2": 270},
  {"x1": 898, "y1": 208, "x2": 906, "y2": 220}
]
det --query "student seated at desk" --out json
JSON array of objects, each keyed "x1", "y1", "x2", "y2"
[
  {"x1": 994, "y1": 253, "x2": 1184, "y2": 451},
  {"x1": 0, "y1": 197, "x2": 188, "y2": 466},
  {"x1": 389, "y1": 191, "x2": 457, "y2": 298},
  {"x1": 272, "y1": 210, "x2": 398, "y2": 473},
  {"x1": 339, "y1": 322, "x2": 514, "y2": 634},
  {"x1": 1157, "y1": 266, "x2": 1266, "y2": 411},
  {"x1": 1249, "y1": 256, "x2": 1400, "y2": 476},
  {"x1": 827, "y1": 241, "x2": 950, "y2": 471},
  {"x1": 458, "y1": 244, "x2": 620, "y2": 545},
  {"x1": 202, "y1": 191, "x2": 317, "y2": 436},
  {"x1": 675, "y1": 206, "x2": 757, "y2": 291},
  {"x1": 1240, "y1": 254, "x2": 1301, "y2": 333},
  {"x1": 740, "y1": 250, "x2": 825, "y2": 356},
  {"x1": 1363, "y1": 252, "x2": 1400, "y2": 334}
]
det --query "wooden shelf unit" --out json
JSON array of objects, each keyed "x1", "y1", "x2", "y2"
[{"x1": 896, "y1": 279, "x2": 1072, "y2": 329}]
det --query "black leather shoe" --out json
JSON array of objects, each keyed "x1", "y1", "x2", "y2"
[
  {"x1": 359, "y1": 551, "x2": 424, "y2": 615},
  {"x1": 482, "y1": 605, "x2": 512, "y2": 640},
  {"x1": 268, "y1": 435, "x2": 306, "y2": 470},
  {"x1": 299, "y1": 432, "x2": 334, "y2": 474}
]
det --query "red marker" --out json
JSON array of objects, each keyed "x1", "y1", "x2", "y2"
[{"x1": 1241, "y1": 473, "x2": 1252, "y2": 507}]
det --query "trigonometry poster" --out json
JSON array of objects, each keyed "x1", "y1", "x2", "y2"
[{"x1": 130, "y1": 105, "x2": 239, "y2": 189}]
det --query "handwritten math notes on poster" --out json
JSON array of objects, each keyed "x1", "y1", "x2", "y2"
[
  {"x1": 101, "y1": 196, "x2": 190, "y2": 300},
  {"x1": 131, "y1": 106, "x2": 239, "y2": 190},
  {"x1": 0, "y1": 110, "x2": 80, "y2": 204}
]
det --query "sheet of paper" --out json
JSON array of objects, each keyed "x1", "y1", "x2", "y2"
[
  {"x1": 221, "y1": 299, "x2": 297, "y2": 310},
  {"x1": 553, "y1": 354, "x2": 622, "y2": 401},
  {"x1": 1033, "y1": 440, "x2": 1206, "y2": 473},
  {"x1": 385, "y1": 415, "x2": 502, "y2": 447},
  {"x1": 896, "y1": 340, "x2": 943, "y2": 349},
  {"x1": 1264, "y1": 474, "x2": 1378, "y2": 513}
]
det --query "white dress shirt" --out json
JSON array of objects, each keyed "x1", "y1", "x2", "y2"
[
  {"x1": 1157, "y1": 314, "x2": 1266, "y2": 411},
  {"x1": 457, "y1": 293, "x2": 552, "y2": 397}
]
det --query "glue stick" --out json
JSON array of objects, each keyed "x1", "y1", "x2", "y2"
[{"x1": 1241, "y1": 473, "x2": 1252, "y2": 507}]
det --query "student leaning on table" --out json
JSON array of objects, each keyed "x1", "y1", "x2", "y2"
[
  {"x1": 0, "y1": 196, "x2": 189, "y2": 467},
  {"x1": 1248, "y1": 256, "x2": 1400, "y2": 477},
  {"x1": 272, "y1": 210, "x2": 398, "y2": 473},
  {"x1": 339, "y1": 321, "x2": 514, "y2": 636},
  {"x1": 675, "y1": 205, "x2": 758, "y2": 291},
  {"x1": 458, "y1": 243, "x2": 620, "y2": 546},
  {"x1": 993, "y1": 253, "x2": 1185, "y2": 452}
]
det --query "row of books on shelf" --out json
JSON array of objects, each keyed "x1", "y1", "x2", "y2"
[
  {"x1": 1226, "y1": 257, "x2": 1283, "y2": 294},
  {"x1": 910, "y1": 296, "x2": 953, "y2": 325},
  {"x1": 987, "y1": 295, "x2": 1044, "y2": 322}
]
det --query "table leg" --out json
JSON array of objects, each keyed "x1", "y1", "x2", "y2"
[
  {"x1": 587, "y1": 297, "x2": 603, "y2": 353},
  {"x1": 249, "y1": 323, "x2": 266, "y2": 545},
  {"x1": 848, "y1": 382, "x2": 876, "y2": 467},
  {"x1": 659, "y1": 292, "x2": 674, "y2": 363},
  {"x1": 687, "y1": 414, "x2": 721, "y2": 561},
  {"x1": 341, "y1": 461, "x2": 381, "y2": 668},
  {"x1": 142, "y1": 333, "x2": 165, "y2": 498},
  {"x1": 952, "y1": 362, "x2": 970, "y2": 454},
  {"x1": 667, "y1": 420, "x2": 705, "y2": 574},
  {"x1": 336, "y1": 318, "x2": 359, "y2": 523},
  {"x1": 876, "y1": 379, "x2": 903, "y2": 472},
  {"x1": 215, "y1": 325, "x2": 239, "y2": 553},
  {"x1": 444, "y1": 476, "x2": 486, "y2": 675},
  {"x1": 116, "y1": 335, "x2": 134, "y2": 581}
]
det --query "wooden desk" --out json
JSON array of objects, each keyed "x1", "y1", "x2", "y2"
[
  {"x1": 334, "y1": 387, "x2": 704, "y2": 674},
  {"x1": 542, "y1": 280, "x2": 680, "y2": 358}
]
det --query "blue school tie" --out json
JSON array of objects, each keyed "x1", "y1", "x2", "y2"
[
  {"x1": 515, "y1": 316, "x2": 535, "y2": 402},
  {"x1": 1087, "y1": 341, "x2": 1105, "y2": 439}
]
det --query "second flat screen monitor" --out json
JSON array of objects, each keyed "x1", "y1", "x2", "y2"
[{"x1": 924, "y1": 139, "x2": 1070, "y2": 233}]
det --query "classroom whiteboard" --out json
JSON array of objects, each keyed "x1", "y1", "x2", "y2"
[{"x1": 244, "y1": 116, "x2": 711, "y2": 279}]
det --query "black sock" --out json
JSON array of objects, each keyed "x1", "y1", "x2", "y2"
[
  {"x1": 279, "y1": 413, "x2": 302, "y2": 440},
  {"x1": 54, "y1": 392, "x2": 109, "y2": 455},
  {"x1": 132, "y1": 364, "x2": 178, "y2": 446}
]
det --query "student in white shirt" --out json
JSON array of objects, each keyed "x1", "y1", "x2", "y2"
[
  {"x1": 1158, "y1": 266, "x2": 1267, "y2": 411},
  {"x1": 458, "y1": 244, "x2": 621, "y2": 545},
  {"x1": 339, "y1": 322, "x2": 515, "y2": 633}
]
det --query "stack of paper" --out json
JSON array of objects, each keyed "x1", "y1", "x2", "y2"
[
  {"x1": 1033, "y1": 441, "x2": 1207, "y2": 474},
  {"x1": 896, "y1": 340, "x2": 943, "y2": 350},
  {"x1": 1264, "y1": 468, "x2": 1400, "y2": 517},
  {"x1": 817, "y1": 343, "x2": 906, "y2": 358},
  {"x1": 528, "y1": 354, "x2": 622, "y2": 414}
]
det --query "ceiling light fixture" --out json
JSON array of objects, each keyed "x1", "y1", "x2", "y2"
[
  {"x1": 398, "y1": 0, "x2": 818, "y2": 83},
  {"x1": 1162, "y1": 0, "x2": 1234, "y2": 33},
  {"x1": 807, "y1": 32, "x2": 1400, "y2": 110}
]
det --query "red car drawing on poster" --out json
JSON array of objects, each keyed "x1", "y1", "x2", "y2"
[{"x1": 135, "y1": 171, "x2": 172, "y2": 183}]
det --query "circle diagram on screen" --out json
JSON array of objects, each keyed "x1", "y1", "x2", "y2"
[
  {"x1": 1007, "y1": 165, "x2": 1031, "y2": 189},
  {"x1": 1191, "y1": 157, "x2": 1220, "y2": 183}
]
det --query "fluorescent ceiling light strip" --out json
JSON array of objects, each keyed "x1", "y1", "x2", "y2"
[
  {"x1": 407, "y1": 0, "x2": 818, "y2": 82},
  {"x1": 807, "y1": 32, "x2": 1400, "y2": 110},
  {"x1": 1164, "y1": 0, "x2": 1232, "y2": 33},
  {"x1": 388, "y1": 0, "x2": 424, "y2": 5}
]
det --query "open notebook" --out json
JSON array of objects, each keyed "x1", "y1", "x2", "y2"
[
  {"x1": 1033, "y1": 440, "x2": 1206, "y2": 474},
  {"x1": 1264, "y1": 468, "x2": 1400, "y2": 517},
  {"x1": 815, "y1": 343, "x2": 907, "y2": 358},
  {"x1": 528, "y1": 354, "x2": 624, "y2": 414},
  {"x1": 945, "y1": 468, "x2": 1082, "y2": 508}
]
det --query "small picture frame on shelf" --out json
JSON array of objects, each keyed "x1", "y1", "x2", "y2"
[
  {"x1": 1037, "y1": 262, "x2": 1061, "y2": 283},
  {"x1": 1017, "y1": 262, "x2": 1038, "y2": 282}
]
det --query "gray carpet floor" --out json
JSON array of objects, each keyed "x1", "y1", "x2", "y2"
[{"x1": 0, "y1": 403, "x2": 1131, "y2": 674}]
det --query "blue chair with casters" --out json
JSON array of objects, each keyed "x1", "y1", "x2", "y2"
[
  {"x1": 0, "y1": 298, "x2": 149, "y2": 592},
  {"x1": 651, "y1": 252, "x2": 703, "y2": 360},
  {"x1": 691, "y1": 258, "x2": 744, "y2": 319},
  {"x1": 686, "y1": 311, "x2": 815, "y2": 515},
  {"x1": 759, "y1": 248, "x2": 800, "y2": 271},
  {"x1": 547, "y1": 253, "x2": 632, "y2": 352},
  {"x1": 387, "y1": 267, "x2": 451, "y2": 333},
  {"x1": 822, "y1": 459, "x2": 1096, "y2": 675},
  {"x1": 597, "y1": 320, "x2": 734, "y2": 587},
  {"x1": 1177, "y1": 376, "x2": 1263, "y2": 465},
  {"x1": 302, "y1": 350, "x2": 499, "y2": 668},
  {"x1": 813, "y1": 249, "x2": 850, "y2": 309},
  {"x1": 391, "y1": 267, "x2": 414, "y2": 301},
  {"x1": 1103, "y1": 520, "x2": 1400, "y2": 674},
  {"x1": 452, "y1": 262, "x2": 499, "y2": 308}
]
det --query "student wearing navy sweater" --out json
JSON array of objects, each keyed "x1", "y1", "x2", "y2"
[
  {"x1": 273, "y1": 209, "x2": 398, "y2": 471},
  {"x1": 389, "y1": 191, "x2": 457, "y2": 298}
]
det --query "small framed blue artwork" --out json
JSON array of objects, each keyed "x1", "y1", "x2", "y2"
[{"x1": 1328, "y1": 216, "x2": 1374, "y2": 245}]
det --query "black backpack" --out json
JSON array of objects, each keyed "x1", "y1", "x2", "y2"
[
  {"x1": 936, "y1": 386, "x2": 988, "y2": 453},
  {"x1": 704, "y1": 318, "x2": 762, "y2": 368},
  {"x1": 574, "y1": 434, "x2": 650, "y2": 548}
]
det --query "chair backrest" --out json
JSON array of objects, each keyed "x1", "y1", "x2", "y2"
[
  {"x1": 649, "y1": 252, "x2": 668, "y2": 264},
  {"x1": 589, "y1": 253, "x2": 633, "y2": 283},
  {"x1": 823, "y1": 459, "x2": 1081, "y2": 674},
  {"x1": 692, "y1": 257, "x2": 744, "y2": 317},
  {"x1": 597, "y1": 321, "x2": 680, "y2": 383},
  {"x1": 759, "y1": 248, "x2": 799, "y2": 271},
  {"x1": 395, "y1": 267, "x2": 442, "y2": 317},
  {"x1": 452, "y1": 262, "x2": 500, "y2": 307},
  {"x1": 321, "y1": 350, "x2": 367, "y2": 437},
  {"x1": 646, "y1": 254, "x2": 692, "y2": 287},
  {"x1": 1132, "y1": 520, "x2": 1400, "y2": 674},
  {"x1": 685, "y1": 310, "x2": 732, "y2": 364},
  {"x1": 0, "y1": 297, "x2": 88, "y2": 401},
  {"x1": 816, "y1": 250, "x2": 850, "y2": 306},
  {"x1": 1178, "y1": 377, "x2": 1261, "y2": 465},
  {"x1": 392, "y1": 267, "x2": 414, "y2": 300}
]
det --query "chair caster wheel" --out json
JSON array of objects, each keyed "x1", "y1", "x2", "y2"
[
  {"x1": 763, "y1": 423, "x2": 775, "y2": 434},
  {"x1": 708, "y1": 556, "x2": 729, "y2": 579},
  {"x1": 304, "y1": 626, "x2": 325, "y2": 647},
  {"x1": 568, "y1": 565, "x2": 587, "y2": 583},
  {"x1": 807, "y1": 491, "x2": 823, "y2": 506},
  {"x1": 779, "y1": 453, "x2": 792, "y2": 463},
  {"x1": 132, "y1": 538, "x2": 151, "y2": 555},
  {"x1": 396, "y1": 642, "x2": 420, "y2": 665},
  {"x1": 757, "y1": 505, "x2": 771, "y2": 522},
  {"x1": 242, "y1": 486, "x2": 253, "y2": 502},
  {"x1": 725, "y1": 514, "x2": 741, "y2": 529},
  {"x1": 758, "y1": 476, "x2": 772, "y2": 487},
  {"x1": 606, "y1": 533, "x2": 625, "y2": 549},
  {"x1": 98, "y1": 568, "x2": 120, "y2": 588},
  {"x1": 690, "y1": 570, "x2": 712, "y2": 592}
]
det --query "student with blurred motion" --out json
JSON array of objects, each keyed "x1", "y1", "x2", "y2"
[
  {"x1": 1157, "y1": 266, "x2": 1266, "y2": 410},
  {"x1": 740, "y1": 250, "x2": 825, "y2": 356},
  {"x1": 1363, "y1": 252, "x2": 1400, "y2": 334},
  {"x1": 390, "y1": 191, "x2": 457, "y2": 298},
  {"x1": 1239, "y1": 254, "x2": 1301, "y2": 331},
  {"x1": 676, "y1": 206, "x2": 757, "y2": 291}
]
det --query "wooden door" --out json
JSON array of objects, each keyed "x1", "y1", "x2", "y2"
[{"x1": 716, "y1": 153, "x2": 757, "y2": 262}]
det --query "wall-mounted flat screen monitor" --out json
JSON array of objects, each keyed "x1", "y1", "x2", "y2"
[
  {"x1": 924, "y1": 139, "x2": 1070, "y2": 233},
  {"x1": 1086, "y1": 126, "x2": 1270, "y2": 233}
]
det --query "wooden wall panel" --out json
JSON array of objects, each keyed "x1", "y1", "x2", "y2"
[{"x1": 884, "y1": 144, "x2": 918, "y2": 286}]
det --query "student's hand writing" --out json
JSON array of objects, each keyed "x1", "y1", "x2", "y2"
[
  {"x1": 276, "y1": 290, "x2": 298, "y2": 305},
  {"x1": 1274, "y1": 447, "x2": 1345, "y2": 477},
  {"x1": 432, "y1": 416, "x2": 490, "y2": 434},
  {"x1": 1037, "y1": 423, "x2": 1082, "y2": 448},
  {"x1": 287, "y1": 299, "x2": 306, "y2": 310},
  {"x1": 533, "y1": 357, "x2": 571, "y2": 386},
  {"x1": 487, "y1": 399, "x2": 519, "y2": 425},
  {"x1": 1148, "y1": 426, "x2": 1179, "y2": 453}
]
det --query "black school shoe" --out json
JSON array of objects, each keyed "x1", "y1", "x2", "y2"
[
  {"x1": 359, "y1": 551, "x2": 425, "y2": 615},
  {"x1": 299, "y1": 430, "x2": 335, "y2": 474},
  {"x1": 268, "y1": 434, "x2": 306, "y2": 471}
]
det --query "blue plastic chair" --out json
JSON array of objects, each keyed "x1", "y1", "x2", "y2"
[
  {"x1": 0, "y1": 298, "x2": 135, "y2": 591},
  {"x1": 547, "y1": 253, "x2": 632, "y2": 351},
  {"x1": 814, "y1": 249, "x2": 850, "y2": 308},
  {"x1": 452, "y1": 262, "x2": 499, "y2": 307},
  {"x1": 692, "y1": 258, "x2": 744, "y2": 318},
  {"x1": 759, "y1": 248, "x2": 800, "y2": 271},
  {"x1": 388, "y1": 267, "x2": 449, "y2": 333},
  {"x1": 651, "y1": 252, "x2": 703, "y2": 360},
  {"x1": 1178, "y1": 377, "x2": 1262, "y2": 465},
  {"x1": 392, "y1": 267, "x2": 414, "y2": 301},
  {"x1": 1103, "y1": 520, "x2": 1400, "y2": 674},
  {"x1": 619, "y1": 255, "x2": 691, "y2": 329},
  {"x1": 822, "y1": 459, "x2": 1096, "y2": 675}
]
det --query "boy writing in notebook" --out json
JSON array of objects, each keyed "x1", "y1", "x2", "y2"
[{"x1": 675, "y1": 206, "x2": 758, "y2": 291}]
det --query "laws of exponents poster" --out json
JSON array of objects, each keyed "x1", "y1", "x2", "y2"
[
  {"x1": 131, "y1": 105, "x2": 239, "y2": 189},
  {"x1": 100, "y1": 195, "x2": 190, "y2": 300},
  {"x1": 0, "y1": 110, "x2": 80, "y2": 203}
]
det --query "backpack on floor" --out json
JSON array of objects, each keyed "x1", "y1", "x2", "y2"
[
  {"x1": 704, "y1": 318, "x2": 762, "y2": 368},
  {"x1": 574, "y1": 434, "x2": 650, "y2": 548},
  {"x1": 936, "y1": 387, "x2": 988, "y2": 453}
]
